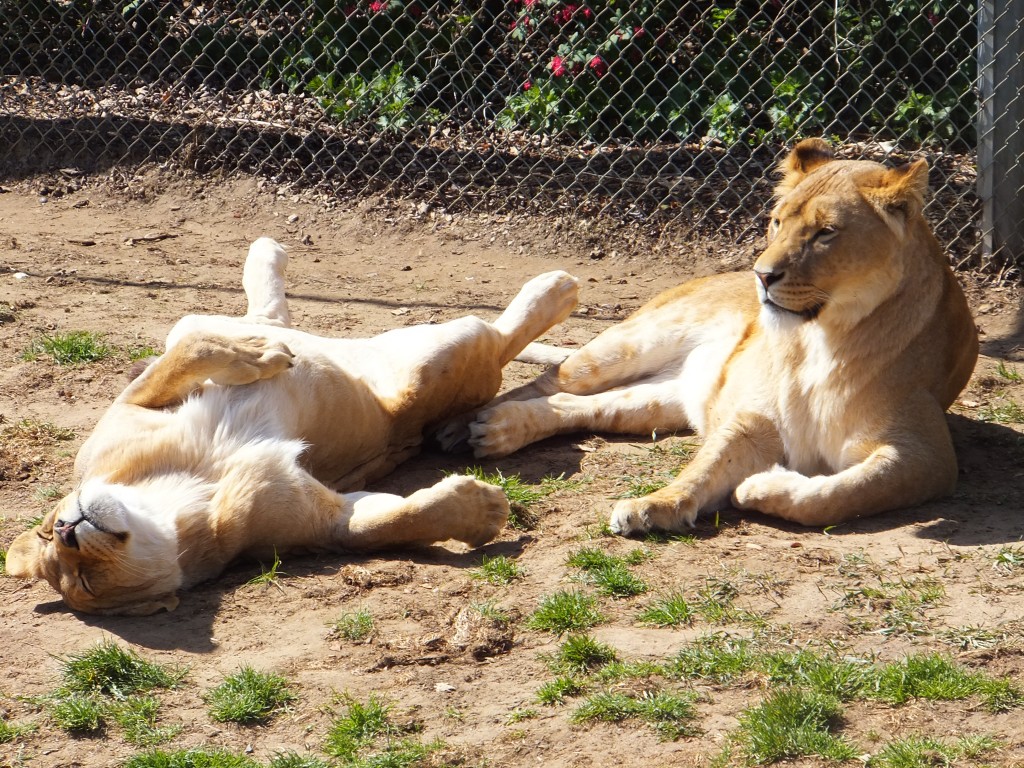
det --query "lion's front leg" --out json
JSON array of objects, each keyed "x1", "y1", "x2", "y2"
[
  {"x1": 336, "y1": 475, "x2": 510, "y2": 550},
  {"x1": 732, "y1": 413, "x2": 958, "y2": 527},
  {"x1": 610, "y1": 412, "x2": 783, "y2": 535},
  {"x1": 121, "y1": 331, "x2": 294, "y2": 409}
]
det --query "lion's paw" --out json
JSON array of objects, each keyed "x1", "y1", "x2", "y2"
[
  {"x1": 732, "y1": 468, "x2": 826, "y2": 524},
  {"x1": 467, "y1": 402, "x2": 533, "y2": 459},
  {"x1": 207, "y1": 337, "x2": 295, "y2": 386},
  {"x1": 609, "y1": 494, "x2": 697, "y2": 536},
  {"x1": 436, "y1": 475, "x2": 510, "y2": 548}
]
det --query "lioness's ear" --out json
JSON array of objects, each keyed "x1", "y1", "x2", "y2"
[
  {"x1": 5, "y1": 528, "x2": 47, "y2": 578},
  {"x1": 869, "y1": 158, "x2": 929, "y2": 216},
  {"x1": 775, "y1": 138, "x2": 834, "y2": 196}
]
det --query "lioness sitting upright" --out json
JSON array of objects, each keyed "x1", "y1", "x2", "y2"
[
  {"x1": 6, "y1": 238, "x2": 579, "y2": 614},
  {"x1": 456, "y1": 139, "x2": 978, "y2": 533}
]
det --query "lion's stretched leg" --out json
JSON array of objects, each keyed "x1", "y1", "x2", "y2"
[
  {"x1": 242, "y1": 237, "x2": 291, "y2": 327},
  {"x1": 120, "y1": 332, "x2": 294, "y2": 409},
  {"x1": 467, "y1": 378, "x2": 691, "y2": 458},
  {"x1": 609, "y1": 412, "x2": 783, "y2": 535}
]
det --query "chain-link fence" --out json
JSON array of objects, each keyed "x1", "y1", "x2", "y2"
[{"x1": 1, "y1": 1, "x2": 1020, "y2": 272}]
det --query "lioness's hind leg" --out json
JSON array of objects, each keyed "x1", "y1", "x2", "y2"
[
  {"x1": 243, "y1": 237, "x2": 291, "y2": 327},
  {"x1": 493, "y1": 271, "x2": 578, "y2": 366}
]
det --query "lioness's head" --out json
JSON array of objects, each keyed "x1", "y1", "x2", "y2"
[
  {"x1": 6, "y1": 480, "x2": 183, "y2": 615},
  {"x1": 754, "y1": 138, "x2": 932, "y2": 328}
]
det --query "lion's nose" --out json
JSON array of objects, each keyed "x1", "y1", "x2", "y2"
[{"x1": 754, "y1": 268, "x2": 784, "y2": 289}]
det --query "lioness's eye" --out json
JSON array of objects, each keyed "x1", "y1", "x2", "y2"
[
  {"x1": 768, "y1": 217, "x2": 780, "y2": 237},
  {"x1": 815, "y1": 226, "x2": 838, "y2": 243}
]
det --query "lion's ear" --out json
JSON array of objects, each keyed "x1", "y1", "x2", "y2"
[
  {"x1": 775, "y1": 138, "x2": 834, "y2": 196},
  {"x1": 862, "y1": 158, "x2": 929, "y2": 231},
  {"x1": 5, "y1": 528, "x2": 48, "y2": 579}
]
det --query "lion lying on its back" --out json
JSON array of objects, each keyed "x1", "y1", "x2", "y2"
[
  {"x1": 450, "y1": 139, "x2": 979, "y2": 532},
  {"x1": 6, "y1": 239, "x2": 579, "y2": 614}
]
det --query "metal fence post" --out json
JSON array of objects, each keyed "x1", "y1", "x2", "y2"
[{"x1": 978, "y1": 0, "x2": 1024, "y2": 268}]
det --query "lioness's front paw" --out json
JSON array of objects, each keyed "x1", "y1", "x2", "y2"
[
  {"x1": 608, "y1": 494, "x2": 698, "y2": 536},
  {"x1": 207, "y1": 337, "x2": 295, "y2": 386},
  {"x1": 732, "y1": 469, "x2": 825, "y2": 524}
]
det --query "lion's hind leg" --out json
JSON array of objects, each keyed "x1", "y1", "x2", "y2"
[
  {"x1": 243, "y1": 237, "x2": 291, "y2": 327},
  {"x1": 492, "y1": 271, "x2": 579, "y2": 366}
]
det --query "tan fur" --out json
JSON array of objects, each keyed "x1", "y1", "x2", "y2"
[
  {"x1": 6, "y1": 238, "x2": 579, "y2": 614},
  {"x1": 455, "y1": 139, "x2": 978, "y2": 534}
]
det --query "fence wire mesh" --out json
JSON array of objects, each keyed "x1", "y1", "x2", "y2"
[{"x1": 0, "y1": 1, "x2": 1007, "y2": 270}]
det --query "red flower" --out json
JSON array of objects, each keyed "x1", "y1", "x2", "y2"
[
  {"x1": 588, "y1": 55, "x2": 606, "y2": 77},
  {"x1": 633, "y1": 26, "x2": 645, "y2": 38},
  {"x1": 523, "y1": 80, "x2": 532, "y2": 91},
  {"x1": 550, "y1": 56, "x2": 566, "y2": 77},
  {"x1": 369, "y1": 0, "x2": 387, "y2": 12}
]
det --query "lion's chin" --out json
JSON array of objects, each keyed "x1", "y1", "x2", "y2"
[{"x1": 762, "y1": 298, "x2": 822, "y2": 321}]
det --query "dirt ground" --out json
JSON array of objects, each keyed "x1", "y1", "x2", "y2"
[{"x1": 1, "y1": 169, "x2": 1023, "y2": 768}]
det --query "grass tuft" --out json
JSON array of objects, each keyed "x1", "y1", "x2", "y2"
[
  {"x1": 733, "y1": 688, "x2": 858, "y2": 764},
  {"x1": 204, "y1": 666, "x2": 296, "y2": 724},
  {"x1": 869, "y1": 734, "x2": 1001, "y2": 768},
  {"x1": 329, "y1": 609, "x2": 375, "y2": 643},
  {"x1": 23, "y1": 330, "x2": 113, "y2": 365},
  {"x1": 571, "y1": 689, "x2": 698, "y2": 740},
  {"x1": 470, "y1": 554, "x2": 523, "y2": 585},
  {"x1": 638, "y1": 592, "x2": 696, "y2": 627},
  {"x1": 536, "y1": 675, "x2": 586, "y2": 706},
  {"x1": 58, "y1": 639, "x2": 184, "y2": 697},
  {"x1": 547, "y1": 634, "x2": 617, "y2": 675},
  {"x1": 526, "y1": 590, "x2": 604, "y2": 634},
  {"x1": 123, "y1": 749, "x2": 260, "y2": 768},
  {"x1": 565, "y1": 546, "x2": 648, "y2": 597}
]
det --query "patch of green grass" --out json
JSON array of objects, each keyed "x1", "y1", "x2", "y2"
[
  {"x1": 470, "y1": 600, "x2": 511, "y2": 623},
  {"x1": 506, "y1": 707, "x2": 538, "y2": 724},
  {"x1": 547, "y1": 634, "x2": 618, "y2": 675},
  {"x1": 267, "y1": 754, "x2": 333, "y2": 768},
  {"x1": 731, "y1": 688, "x2": 858, "y2": 765},
  {"x1": 110, "y1": 695, "x2": 182, "y2": 746},
  {"x1": 993, "y1": 544, "x2": 1024, "y2": 572},
  {"x1": 839, "y1": 577, "x2": 945, "y2": 637},
  {"x1": 615, "y1": 474, "x2": 673, "y2": 498},
  {"x1": 668, "y1": 634, "x2": 756, "y2": 683},
  {"x1": 996, "y1": 361, "x2": 1022, "y2": 382},
  {"x1": 0, "y1": 714, "x2": 34, "y2": 743},
  {"x1": 978, "y1": 398, "x2": 1024, "y2": 424},
  {"x1": 58, "y1": 639, "x2": 184, "y2": 697},
  {"x1": 329, "y1": 609, "x2": 375, "y2": 642},
  {"x1": 246, "y1": 550, "x2": 287, "y2": 589},
  {"x1": 127, "y1": 344, "x2": 160, "y2": 361},
  {"x1": 565, "y1": 546, "x2": 649, "y2": 598},
  {"x1": 2, "y1": 418, "x2": 76, "y2": 442},
  {"x1": 526, "y1": 590, "x2": 604, "y2": 634},
  {"x1": 324, "y1": 694, "x2": 395, "y2": 760},
  {"x1": 871, "y1": 654, "x2": 1022, "y2": 712},
  {"x1": 123, "y1": 749, "x2": 260, "y2": 768},
  {"x1": 50, "y1": 692, "x2": 105, "y2": 733},
  {"x1": 204, "y1": 666, "x2": 296, "y2": 724},
  {"x1": 23, "y1": 330, "x2": 114, "y2": 365},
  {"x1": 571, "y1": 690, "x2": 698, "y2": 740},
  {"x1": 758, "y1": 649, "x2": 871, "y2": 702},
  {"x1": 939, "y1": 624, "x2": 1005, "y2": 650},
  {"x1": 470, "y1": 554, "x2": 523, "y2": 585},
  {"x1": 869, "y1": 734, "x2": 1001, "y2": 768},
  {"x1": 536, "y1": 675, "x2": 586, "y2": 705},
  {"x1": 638, "y1": 592, "x2": 696, "y2": 627}
]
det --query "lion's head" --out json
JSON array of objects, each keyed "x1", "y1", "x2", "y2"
[
  {"x1": 6, "y1": 480, "x2": 184, "y2": 615},
  {"x1": 754, "y1": 138, "x2": 935, "y2": 329}
]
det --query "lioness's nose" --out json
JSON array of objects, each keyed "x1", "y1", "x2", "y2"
[{"x1": 754, "y1": 268, "x2": 784, "y2": 289}]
